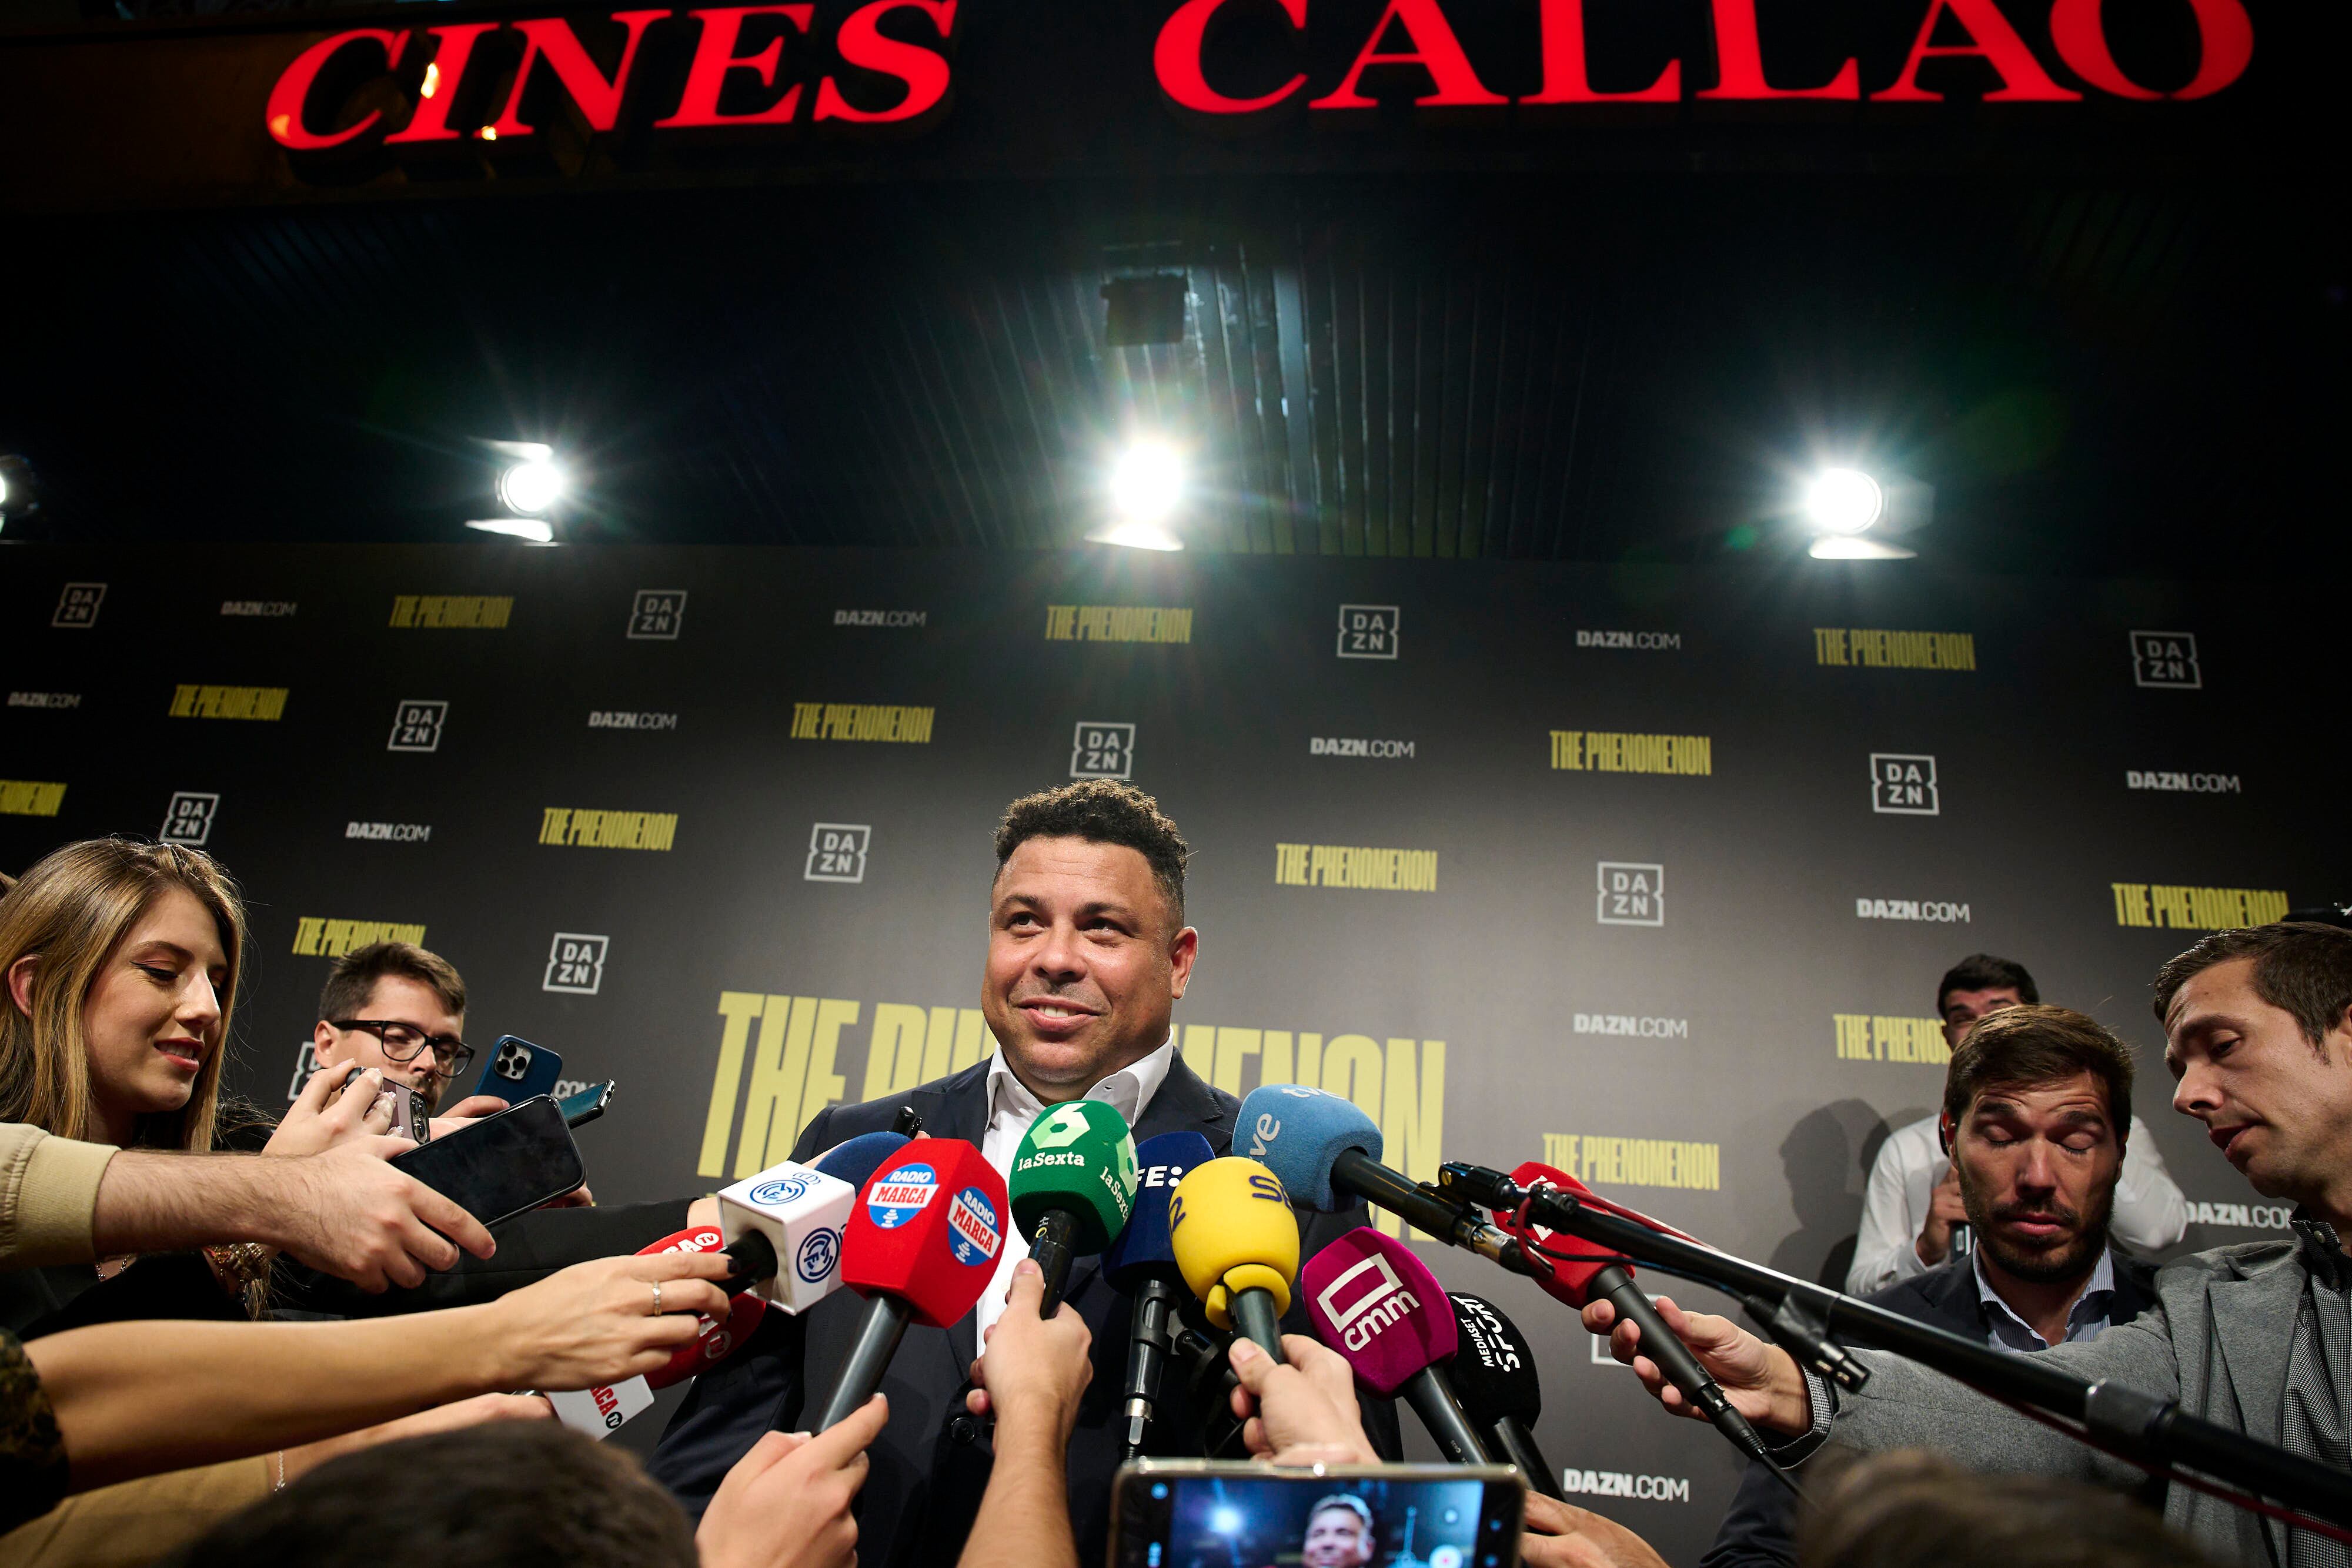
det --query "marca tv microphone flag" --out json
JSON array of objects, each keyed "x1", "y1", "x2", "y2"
[
  {"x1": 843, "y1": 1139, "x2": 1007, "y2": 1328},
  {"x1": 550, "y1": 1225, "x2": 764, "y2": 1436},
  {"x1": 1102, "y1": 1130, "x2": 1215, "y2": 1290},
  {"x1": 1300, "y1": 1228, "x2": 1458, "y2": 1396},
  {"x1": 1008, "y1": 1098, "x2": 1141, "y2": 1253},
  {"x1": 1168, "y1": 1156, "x2": 1298, "y2": 1329}
]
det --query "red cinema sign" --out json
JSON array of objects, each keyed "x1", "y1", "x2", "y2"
[
  {"x1": 265, "y1": 2, "x2": 959, "y2": 151},
  {"x1": 1157, "y1": 0, "x2": 2255, "y2": 116}
]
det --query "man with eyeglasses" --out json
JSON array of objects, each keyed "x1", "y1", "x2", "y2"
[{"x1": 310, "y1": 942, "x2": 480, "y2": 1116}]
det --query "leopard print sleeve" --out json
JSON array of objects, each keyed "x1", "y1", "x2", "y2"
[{"x1": 0, "y1": 1326, "x2": 68, "y2": 1532}]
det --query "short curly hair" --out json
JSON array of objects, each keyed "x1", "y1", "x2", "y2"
[{"x1": 994, "y1": 780, "x2": 1189, "y2": 927}]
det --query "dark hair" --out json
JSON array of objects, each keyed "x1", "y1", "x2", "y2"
[
  {"x1": 2153, "y1": 922, "x2": 2352, "y2": 1057},
  {"x1": 993, "y1": 780, "x2": 1189, "y2": 926},
  {"x1": 1942, "y1": 1005, "x2": 2134, "y2": 1135},
  {"x1": 1936, "y1": 954, "x2": 2039, "y2": 1015},
  {"x1": 318, "y1": 941, "x2": 466, "y2": 1025},
  {"x1": 1800, "y1": 1449, "x2": 2214, "y2": 1568},
  {"x1": 164, "y1": 1425, "x2": 696, "y2": 1568}
]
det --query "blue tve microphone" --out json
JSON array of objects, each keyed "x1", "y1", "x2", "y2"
[
  {"x1": 1103, "y1": 1131, "x2": 1215, "y2": 1454},
  {"x1": 815, "y1": 1131, "x2": 912, "y2": 1188}
]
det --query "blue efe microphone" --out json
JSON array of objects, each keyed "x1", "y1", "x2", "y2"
[
  {"x1": 1104, "y1": 1131, "x2": 1215, "y2": 1454},
  {"x1": 1236, "y1": 1084, "x2": 1528, "y2": 1256}
]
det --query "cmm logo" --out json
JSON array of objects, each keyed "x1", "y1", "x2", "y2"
[
  {"x1": 1315, "y1": 1251, "x2": 1419, "y2": 1351},
  {"x1": 387, "y1": 699, "x2": 449, "y2": 753},
  {"x1": 161, "y1": 791, "x2": 219, "y2": 845},
  {"x1": 543, "y1": 933, "x2": 610, "y2": 995},
  {"x1": 1337, "y1": 604, "x2": 1399, "y2": 660},
  {"x1": 1071, "y1": 721, "x2": 1135, "y2": 780},
  {"x1": 1597, "y1": 863, "x2": 1663, "y2": 927},
  {"x1": 2131, "y1": 630, "x2": 2201, "y2": 689},
  {"x1": 1870, "y1": 754, "x2": 1940, "y2": 815},
  {"x1": 51, "y1": 583, "x2": 106, "y2": 628},
  {"x1": 629, "y1": 590, "x2": 687, "y2": 640},
  {"x1": 805, "y1": 824, "x2": 872, "y2": 884}
]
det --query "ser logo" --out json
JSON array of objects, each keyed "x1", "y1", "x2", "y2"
[
  {"x1": 51, "y1": 583, "x2": 106, "y2": 629},
  {"x1": 1336, "y1": 604, "x2": 1399, "y2": 660},
  {"x1": 1870, "y1": 754, "x2": 1940, "y2": 815},
  {"x1": 543, "y1": 933, "x2": 610, "y2": 996},
  {"x1": 805, "y1": 824, "x2": 872, "y2": 884},
  {"x1": 387, "y1": 700, "x2": 448, "y2": 753},
  {"x1": 1071, "y1": 721, "x2": 1135, "y2": 780},
  {"x1": 1597, "y1": 862, "x2": 1664, "y2": 927},
  {"x1": 627, "y1": 590, "x2": 687, "y2": 640},
  {"x1": 161, "y1": 791, "x2": 219, "y2": 846},
  {"x1": 2131, "y1": 630, "x2": 2201, "y2": 689}
]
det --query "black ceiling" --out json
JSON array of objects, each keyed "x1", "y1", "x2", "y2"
[{"x1": 0, "y1": 159, "x2": 2341, "y2": 576}]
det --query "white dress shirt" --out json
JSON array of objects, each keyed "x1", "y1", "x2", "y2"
[
  {"x1": 1846, "y1": 1111, "x2": 2190, "y2": 1295},
  {"x1": 971, "y1": 1035, "x2": 1177, "y2": 1338}
]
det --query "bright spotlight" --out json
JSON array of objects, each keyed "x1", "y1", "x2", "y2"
[
  {"x1": 1808, "y1": 534, "x2": 1915, "y2": 561},
  {"x1": 498, "y1": 459, "x2": 565, "y2": 516},
  {"x1": 1208, "y1": 1507, "x2": 1242, "y2": 1536},
  {"x1": 1110, "y1": 442, "x2": 1183, "y2": 524},
  {"x1": 1083, "y1": 520, "x2": 1184, "y2": 552},
  {"x1": 1803, "y1": 468, "x2": 1883, "y2": 534}
]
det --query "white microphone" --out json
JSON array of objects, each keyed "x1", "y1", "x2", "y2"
[
  {"x1": 549, "y1": 1377, "x2": 656, "y2": 1438},
  {"x1": 717, "y1": 1161, "x2": 856, "y2": 1312}
]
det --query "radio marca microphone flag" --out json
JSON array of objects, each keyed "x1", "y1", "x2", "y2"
[
  {"x1": 814, "y1": 1139, "x2": 1007, "y2": 1430},
  {"x1": 1448, "y1": 1293, "x2": 1564, "y2": 1499},
  {"x1": 1102, "y1": 1130, "x2": 1215, "y2": 1451},
  {"x1": 1008, "y1": 1099, "x2": 1140, "y2": 1316},
  {"x1": 548, "y1": 1225, "x2": 766, "y2": 1439},
  {"x1": 1301, "y1": 1228, "x2": 1491, "y2": 1465},
  {"x1": 1494, "y1": 1161, "x2": 1772, "y2": 1466},
  {"x1": 1169, "y1": 1156, "x2": 1298, "y2": 1363}
]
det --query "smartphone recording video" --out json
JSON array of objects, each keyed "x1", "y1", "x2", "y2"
[{"x1": 1113, "y1": 1463, "x2": 1522, "y2": 1568}]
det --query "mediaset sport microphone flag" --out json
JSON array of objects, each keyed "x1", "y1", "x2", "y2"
[
  {"x1": 815, "y1": 1138, "x2": 1007, "y2": 1431},
  {"x1": 1488, "y1": 1161, "x2": 1774, "y2": 1467},
  {"x1": 1102, "y1": 1129, "x2": 1215, "y2": 1453},
  {"x1": 1301, "y1": 1228, "x2": 1492, "y2": 1466},
  {"x1": 1168, "y1": 1155, "x2": 1297, "y2": 1363},
  {"x1": 1007, "y1": 1099, "x2": 1140, "y2": 1316},
  {"x1": 1448, "y1": 1293, "x2": 1564, "y2": 1500}
]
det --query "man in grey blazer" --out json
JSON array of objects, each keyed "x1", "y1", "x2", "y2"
[{"x1": 1584, "y1": 921, "x2": 2352, "y2": 1566}]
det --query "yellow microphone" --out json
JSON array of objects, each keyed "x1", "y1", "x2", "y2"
[{"x1": 1169, "y1": 1156, "x2": 1299, "y2": 1363}]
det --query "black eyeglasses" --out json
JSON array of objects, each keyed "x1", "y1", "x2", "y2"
[{"x1": 328, "y1": 1019, "x2": 475, "y2": 1080}]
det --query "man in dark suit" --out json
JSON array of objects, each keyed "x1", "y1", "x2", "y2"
[
  {"x1": 1695, "y1": 1003, "x2": 2166, "y2": 1568},
  {"x1": 649, "y1": 780, "x2": 1395, "y2": 1568}
]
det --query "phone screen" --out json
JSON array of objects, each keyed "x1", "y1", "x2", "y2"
[
  {"x1": 1112, "y1": 1465, "x2": 1523, "y2": 1568},
  {"x1": 390, "y1": 1096, "x2": 583, "y2": 1228}
]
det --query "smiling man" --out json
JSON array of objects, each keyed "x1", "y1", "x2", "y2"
[
  {"x1": 650, "y1": 780, "x2": 1392, "y2": 1568},
  {"x1": 1584, "y1": 921, "x2": 2352, "y2": 1566}
]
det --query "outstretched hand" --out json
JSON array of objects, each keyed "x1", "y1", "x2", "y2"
[
  {"x1": 1224, "y1": 1335, "x2": 1378, "y2": 1465},
  {"x1": 1579, "y1": 1295, "x2": 1810, "y2": 1436}
]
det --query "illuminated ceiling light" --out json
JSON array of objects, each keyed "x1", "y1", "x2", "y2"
[
  {"x1": 1802, "y1": 467, "x2": 1885, "y2": 534},
  {"x1": 1808, "y1": 534, "x2": 1916, "y2": 560},
  {"x1": 420, "y1": 62, "x2": 442, "y2": 99},
  {"x1": 1109, "y1": 440, "x2": 1183, "y2": 524},
  {"x1": 0, "y1": 470, "x2": 9, "y2": 509},
  {"x1": 465, "y1": 517, "x2": 556, "y2": 544},
  {"x1": 497, "y1": 457, "x2": 565, "y2": 516}
]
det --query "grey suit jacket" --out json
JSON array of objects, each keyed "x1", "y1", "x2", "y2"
[{"x1": 1814, "y1": 1240, "x2": 2310, "y2": 1564}]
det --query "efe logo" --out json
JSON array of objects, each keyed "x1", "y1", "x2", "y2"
[
  {"x1": 543, "y1": 932, "x2": 610, "y2": 995},
  {"x1": 161, "y1": 791, "x2": 219, "y2": 846}
]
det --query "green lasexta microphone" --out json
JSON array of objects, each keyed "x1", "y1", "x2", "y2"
[{"x1": 1008, "y1": 1099, "x2": 1141, "y2": 1316}]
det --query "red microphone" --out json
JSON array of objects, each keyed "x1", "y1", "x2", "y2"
[
  {"x1": 1493, "y1": 1161, "x2": 1772, "y2": 1465},
  {"x1": 549, "y1": 1225, "x2": 769, "y2": 1438},
  {"x1": 814, "y1": 1139, "x2": 1008, "y2": 1430}
]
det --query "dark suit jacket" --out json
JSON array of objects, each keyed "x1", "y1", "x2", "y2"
[
  {"x1": 647, "y1": 1054, "x2": 1400, "y2": 1568},
  {"x1": 1699, "y1": 1249, "x2": 2160, "y2": 1568}
]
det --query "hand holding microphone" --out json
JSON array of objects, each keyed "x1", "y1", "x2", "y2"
[
  {"x1": 485, "y1": 1249, "x2": 735, "y2": 1393},
  {"x1": 1169, "y1": 1156, "x2": 1299, "y2": 1363},
  {"x1": 1007, "y1": 1099, "x2": 1140, "y2": 1315},
  {"x1": 1301, "y1": 1228, "x2": 1491, "y2": 1464},
  {"x1": 1222, "y1": 1333, "x2": 1378, "y2": 1466}
]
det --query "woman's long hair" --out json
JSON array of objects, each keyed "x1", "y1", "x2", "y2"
[{"x1": 0, "y1": 839, "x2": 248, "y2": 1151}]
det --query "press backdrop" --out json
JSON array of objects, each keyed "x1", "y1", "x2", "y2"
[{"x1": 3, "y1": 541, "x2": 2337, "y2": 1563}]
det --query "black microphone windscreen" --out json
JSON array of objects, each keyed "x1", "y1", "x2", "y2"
[{"x1": 1448, "y1": 1292, "x2": 1544, "y2": 1425}]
